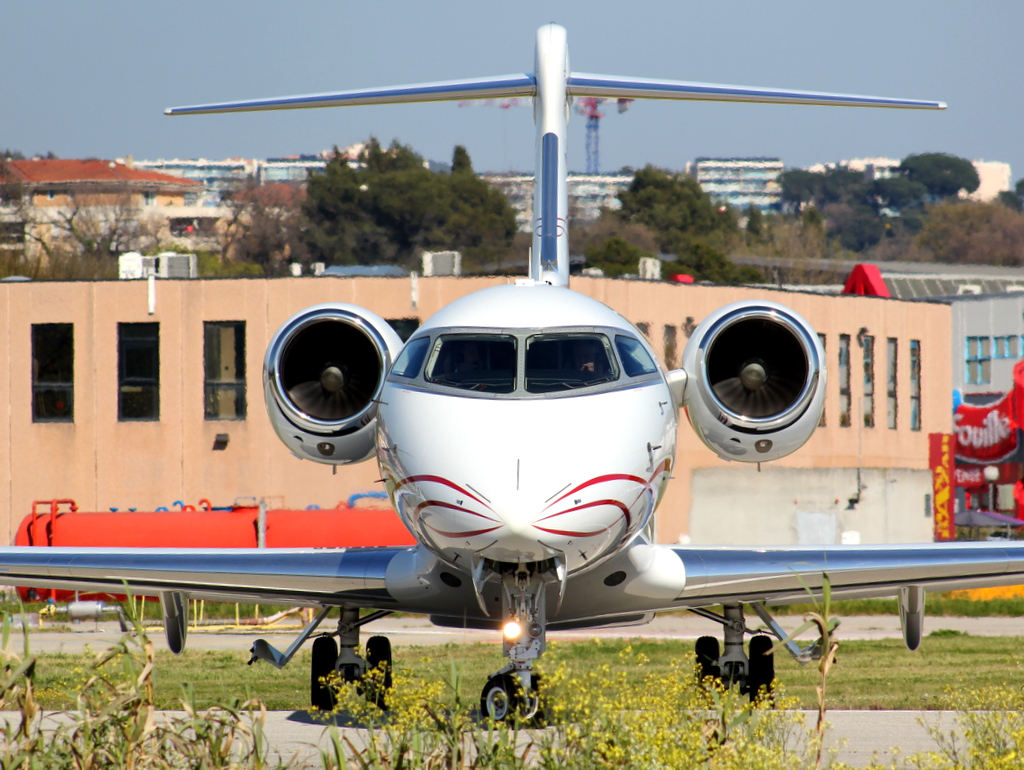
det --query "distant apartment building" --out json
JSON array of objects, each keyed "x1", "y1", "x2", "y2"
[
  {"x1": 0, "y1": 158, "x2": 202, "y2": 260},
  {"x1": 687, "y1": 157, "x2": 784, "y2": 211},
  {"x1": 134, "y1": 148, "x2": 361, "y2": 205},
  {"x1": 807, "y1": 157, "x2": 1012, "y2": 201},
  {"x1": 807, "y1": 157, "x2": 902, "y2": 180},
  {"x1": 483, "y1": 172, "x2": 633, "y2": 231},
  {"x1": 968, "y1": 160, "x2": 1012, "y2": 202}
]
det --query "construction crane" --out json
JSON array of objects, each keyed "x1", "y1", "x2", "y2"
[
  {"x1": 575, "y1": 97, "x2": 633, "y2": 175},
  {"x1": 459, "y1": 97, "x2": 632, "y2": 174}
]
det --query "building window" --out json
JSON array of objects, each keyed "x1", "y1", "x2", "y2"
[
  {"x1": 142, "y1": 191, "x2": 156, "y2": 205},
  {"x1": 862, "y1": 334, "x2": 875, "y2": 428},
  {"x1": 817, "y1": 333, "x2": 826, "y2": 427},
  {"x1": 386, "y1": 318, "x2": 420, "y2": 343},
  {"x1": 910, "y1": 340, "x2": 921, "y2": 432},
  {"x1": 204, "y1": 322, "x2": 246, "y2": 420},
  {"x1": 32, "y1": 324, "x2": 74, "y2": 422},
  {"x1": 994, "y1": 335, "x2": 1019, "y2": 359},
  {"x1": 1, "y1": 221, "x2": 25, "y2": 245},
  {"x1": 838, "y1": 334, "x2": 851, "y2": 427},
  {"x1": 119, "y1": 323, "x2": 159, "y2": 420},
  {"x1": 663, "y1": 325, "x2": 677, "y2": 369},
  {"x1": 965, "y1": 336, "x2": 991, "y2": 385},
  {"x1": 886, "y1": 337, "x2": 898, "y2": 430},
  {"x1": 635, "y1": 322, "x2": 650, "y2": 339}
]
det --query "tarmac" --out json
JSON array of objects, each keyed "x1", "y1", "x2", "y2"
[{"x1": 13, "y1": 613, "x2": 1024, "y2": 767}]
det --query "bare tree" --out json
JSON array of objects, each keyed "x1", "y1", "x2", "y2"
[{"x1": 219, "y1": 182, "x2": 309, "y2": 275}]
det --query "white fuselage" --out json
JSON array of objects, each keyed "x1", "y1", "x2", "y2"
[{"x1": 377, "y1": 282, "x2": 677, "y2": 575}]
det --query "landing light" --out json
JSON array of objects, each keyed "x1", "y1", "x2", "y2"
[{"x1": 502, "y1": 620, "x2": 522, "y2": 640}]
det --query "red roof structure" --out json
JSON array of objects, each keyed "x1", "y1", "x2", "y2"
[
  {"x1": 1, "y1": 159, "x2": 200, "y2": 189},
  {"x1": 842, "y1": 263, "x2": 891, "y2": 298}
]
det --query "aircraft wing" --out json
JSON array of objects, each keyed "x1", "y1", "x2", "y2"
[
  {"x1": 567, "y1": 72, "x2": 946, "y2": 110},
  {"x1": 0, "y1": 546, "x2": 409, "y2": 608},
  {"x1": 165, "y1": 75, "x2": 537, "y2": 115},
  {"x1": 672, "y1": 542, "x2": 1024, "y2": 607}
]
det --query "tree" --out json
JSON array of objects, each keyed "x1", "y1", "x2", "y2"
[
  {"x1": 583, "y1": 236, "x2": 651, "y2": 277},
  {"x1": 899, "y1": 153, "x2": 979, "y2": 199},
  {"x1": 915, "y1": 200, "x2": 1024, "y2": 266},
  {"x1": 744, "y1": 205, "x2": 764, "y2": 239},
  {"x1": 302, "y1": 140, "x2": 517, "y2": 270},
  {"x1": 221, "y1": 182, "x2": 308, "y2": 274},
  {"x1": 617, "y1": 165, "x2": 736, "y2": 254},
  {"x1": 663, "y1": 241, "x2": 763, "y2": 283}
]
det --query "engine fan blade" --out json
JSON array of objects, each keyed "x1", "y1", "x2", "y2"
[
  {"x1": 712, "y1": 373, "x2": 802, "y2": 419},
  {"x1": 287, "y1": 373, "x2": 373, "y2": 421}
]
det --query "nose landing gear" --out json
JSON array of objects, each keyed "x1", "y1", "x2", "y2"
[{"x1": 479, "y1": 565, "x2": 549, "y2": 721}]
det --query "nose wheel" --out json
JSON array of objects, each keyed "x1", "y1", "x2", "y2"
[{"x1": 480, "y1": 671, "x2": 541, "y2": 722}]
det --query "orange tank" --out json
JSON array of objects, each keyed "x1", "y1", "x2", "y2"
[{"x1": 17, "y1": 499, "x2": 415, "y2": 602}]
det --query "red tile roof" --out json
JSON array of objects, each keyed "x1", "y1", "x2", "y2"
[{"x1": 2, "y1": 159, "x2": 201, "y2": 187}]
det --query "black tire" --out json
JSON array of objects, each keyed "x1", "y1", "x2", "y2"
[
  {"x1": 365, "y1": 635, "x2": 393, "y2": 709},
  {"x1": 747, "y1": 634, "x2": 775, "y2": 703},
  {"x1": 310, "y1": 635, "x2": 339, "y2": 711},
  {"x1": 695, "y1": 635, "x2": 721, "y2": 682},
  {"x1": 480, "y1": 673, "x2": 516, "y2": 721}
]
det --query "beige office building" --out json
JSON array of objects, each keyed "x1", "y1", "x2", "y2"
[{"x1": 0, "y1": 275, "x2": 951, "y2": 547}]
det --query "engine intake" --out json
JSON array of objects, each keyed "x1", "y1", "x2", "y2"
[
  {"x1": 264, "y1": 303, "x2": 403, "y2": 465},
  {"x1": 680, "y1": 301, "x2": 825, "y2": 463}
]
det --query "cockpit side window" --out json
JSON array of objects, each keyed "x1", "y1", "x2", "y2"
[
  {"x1": 424, "y1": 335, "x2": 517, "y2": 393},
  {"x1": 389, "y1": 336, "x2": 431, "y2": 379},
  {"x1": 615, "y1": 335, "x2": 658, "y2": 376},
  {"x1": 525, "y1": 333, "x2": 618, "y2": 393}
]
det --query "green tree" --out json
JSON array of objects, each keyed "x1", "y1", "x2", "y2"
[
  {"x1": 916, "y1": 200, "x2": 1024, "y2": 266},
  {"x1": 583, "y1": 236, "x2": 650, "y2": 277},
  {"x1": 744, "y1": 205, "x2": 764, "y2": 239},
  {"x1": 617, "y1": 165, "x2": 736, "y2": 253},
  {"x1": 899, "y1": 153, "x2": 979, "y2": 199},
  {"x1": 663, "y1": 241, "x2": 763, "y2": 283},
  {"x1": 302, "y1": 140, "x2": 516, "y2": 270}
]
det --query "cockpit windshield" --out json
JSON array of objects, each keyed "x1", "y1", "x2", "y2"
[
  {"x1": 525, "y1": 333, "x2": 617, "y2": 393},
  {"x1": 424, "y1": 335, "x2": 517, "y2": 393},
  {"x1": 388, "y1": 328, "x2": 658, "y2": 398}
]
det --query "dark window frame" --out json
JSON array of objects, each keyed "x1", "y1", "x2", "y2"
[
  {"x1": 204, "y1": 321, "x2": 246, "y2": 421},
  {"x1": 838, "y1": 334, "x2": 851, "y2": 428},
  {"x1": 862, "y1": 334, "x2": 875, "y2": 428},
  {"x1": 118, "y1": 322, "x2": 160, "y2": 421},
  {"x1": 886, "y1": 337, "x2": 898, "y2": 430},
  {"x1": 32, "y1": 323, "x2": 74, "y2": 423},
  {"x1": 910, "y1": 340, "x2": 922, "y2": 432}
]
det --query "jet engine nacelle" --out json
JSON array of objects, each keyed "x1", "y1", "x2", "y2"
[
  {"x1": 679, "y1": 300, "x2": 825, "y2": 463},
  {"x1": 263, "y1": 303, "x2": 403, "y2": 465}
]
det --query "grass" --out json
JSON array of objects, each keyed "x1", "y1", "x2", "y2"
[{"x1": 24, "y1": 633, "x2": 1024, "y2": 712}]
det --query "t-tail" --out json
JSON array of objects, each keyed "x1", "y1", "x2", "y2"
[{"x1": 166, "y1": 23, "x2": 945, "y2": 288}]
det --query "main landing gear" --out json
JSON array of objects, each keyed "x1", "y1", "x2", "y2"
[
  {"x1": 692, "y1": 602, "x2": 834, "y2": 701},
  {"x1": 248, "y1": 607, "x2": 393, "y2": 711}
]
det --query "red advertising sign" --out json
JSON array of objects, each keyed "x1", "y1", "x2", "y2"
[
  {"x1": 929, "y1": 433, "x2": 955, "y2": 541},
  {"x1": 954, "y1": 393, "x2": 1017, "y2": 463}
]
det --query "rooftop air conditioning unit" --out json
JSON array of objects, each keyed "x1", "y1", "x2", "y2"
[
  {"x1": 422, "y1": 250, "x2": 462, "y2": 277},
  {"x1": 157, "y1": 252, "x2": 198, "y2": 279},
  {"x1": 118, "y1": 252, "x2": 158, "y2": 280}
]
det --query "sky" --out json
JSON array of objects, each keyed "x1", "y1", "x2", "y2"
[{"x1": 4, "y1": 1, "x2": 1023, "y2": 181}]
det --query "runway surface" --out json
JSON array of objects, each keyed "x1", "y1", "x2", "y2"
[
  {"x1": 15, "y1": 614, "x2": 1022, "y2": 767},
  {"x1": 19, "y1": 612, "x2": 1024, "y2": 653}
]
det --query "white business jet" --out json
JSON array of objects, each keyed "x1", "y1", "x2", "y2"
[{"x1": 2, "y1": 24, "x2": 1017, "y2": 720}]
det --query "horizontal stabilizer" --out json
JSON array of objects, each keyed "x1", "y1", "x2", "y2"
[
  {"x1": 568, "y1": 72, "x2": 946, "y2": 110},
  {"x1": 166, "y1": 74, "x2": 536, "y2": 116}
]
